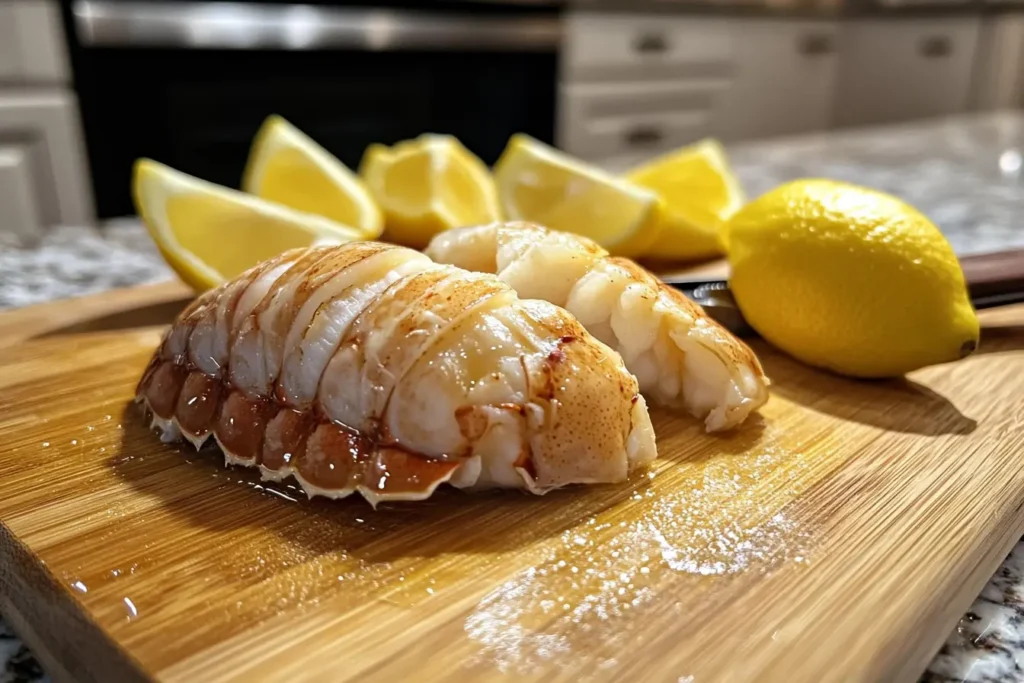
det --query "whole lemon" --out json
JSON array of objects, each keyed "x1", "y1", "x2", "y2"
[{"x1": 726, "y1": 179, "x2": 979, "y2": 378}]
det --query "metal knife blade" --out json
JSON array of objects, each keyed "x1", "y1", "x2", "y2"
[{"x1": 664, "y1": 278, "x2": 754, "y2": 336}]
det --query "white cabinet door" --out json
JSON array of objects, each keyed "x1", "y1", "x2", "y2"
[
  {"x1": 0, "y1": 0, "x2": 70, "y2": 84},
  {"x1": 714, "y1": 20, "x2": 839, "y2": 141},
  {"x1": 0, "y1": 146, "x2": 44, "y2": 245},
  {"x1": 971, "y1": 16, "x2": 1024, "y2": 111},
  {"x1": 0, "y1": 91, "x2": 95, "y2": 240},
  {"x1": 835, "y1": 18, "x2": 982, "y2": 127}
]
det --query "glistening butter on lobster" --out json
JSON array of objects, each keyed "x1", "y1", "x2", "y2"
[
  {"x1": 135, "y1": 242, "x2": 657, "y2": 505},
  {"x1": 426, "y1": 222, "x2": 770, "y2": 431}
]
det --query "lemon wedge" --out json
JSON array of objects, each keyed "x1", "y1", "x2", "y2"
[
  {"x1": 626, "y1": 139, "x2": 745, "y2": 262},
  {"x1": 242, "y1": 115, "x2": 383, "y2": 239},
  {"x1": 133, "y1": 159, "x2": 362, "y2": 291},
  {"x1": 357, "y1": 142, "x2": 393, "y2": 178},
  {"x1": 494, "y1": 134, "x2": 664, "y2": 258},
  {"x1": 359, "y1": 134, "x2": 500, "y2": 249}
]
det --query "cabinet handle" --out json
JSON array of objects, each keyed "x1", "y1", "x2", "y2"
[
  {"x1": 798, "y1": 33, "x2": 834, "y2": 56},
  {"x1": 919, "y1": 35, "x2": 953, "y2": 58},
  {"x1": 625, "y1": 127, "x2": 664, "y2": 147},
  {"x1": 633, "y1": 33, "x2": 669, "y2": 54}
]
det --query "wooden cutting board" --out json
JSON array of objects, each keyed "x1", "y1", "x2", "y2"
[{"x1": 2, "y1": 278, "x2": 1024, "y2": 683}]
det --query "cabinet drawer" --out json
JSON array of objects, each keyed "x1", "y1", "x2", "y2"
[
  {"x1": 713, "y1": 20, "x2": 838, "y2": 140},
  {"x1": 0, "y1": 1, "x2": 70, "y2": 84},
  {"x1": 558, "y1": 82, "x2": 724, "y2": 161},
  {"x1": 568, "y1": 112, "x2": 711, "y2": 162},
  {"x1": 835, "y1": 18, "x2": 982, "y2": 127},
  {"x1": 563, "y1": 14, "x2": 735, "y2": 82}
]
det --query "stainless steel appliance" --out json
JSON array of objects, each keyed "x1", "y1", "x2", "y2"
[{"x1": 66, "y1": 0, "x2": 562, "y2": 218}]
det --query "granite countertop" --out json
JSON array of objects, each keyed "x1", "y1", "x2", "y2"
[{"x1": 3, "y1": 112, "x2": 1024, "y2": 682}]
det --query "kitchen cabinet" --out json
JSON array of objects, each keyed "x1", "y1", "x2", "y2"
[
  {"x1": 0, "y1": 91, "x2": 95, "y2": 241},
  {"x1": 559, "y1": 81, "x2": 721, "y2": 162},
  {"x1": 715, "y1": 20, "x2": 838, "y2": 141},
  {"x1": 0, "y1": 145, "x2": 43, "y2": 245},
  {"x1": 558, "y1": 14, "x2": 838, "y2": 163},
  {"x1": 0, "y1": 1, "x2": 93, "y2": 243},
  {"x1": 0, "y1": 0, "x2": 70, "y2": 84},
  {"x1": 971, "y1": 16, "x2": 1024, "y2": 111},
  {"x1": 560, "y1": 12, "x2": 992, "y2": 162},
  {"x1": 559, "y1": 14, "x2": 732, "y2": 160},
  {"x1": 834, "y1": 18, "x2": 982, "y2": 128}
]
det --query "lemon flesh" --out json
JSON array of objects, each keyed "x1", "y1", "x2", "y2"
[
  {"x1": 359, "y1": 134, "x2": 500, "y2": 249},
  {"x1": 626, "y1": 139, "x2": 744, "y2": 261},
  {"x1": 243, "y1": 115, "x2": 383, "y2": 239},
  {"x1": 727, "y1": 179, "x2": 979, "y2": 378},
  {"x1": 357, "y1": 142, "x2": 393, "y2": 178},
  {"x1": 494, "y1": 134, "x2": 664, "y2": 258},
  {"x1": 133, "y1": 159, "x2": 362, "y2": 291}
]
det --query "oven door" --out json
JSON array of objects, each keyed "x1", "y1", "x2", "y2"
[{"x1": 68, "y1": 1, "x2": 562, "y2": 218}]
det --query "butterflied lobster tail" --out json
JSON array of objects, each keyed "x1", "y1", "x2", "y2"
[
  {"x1": 136, "y1": 242, "x2": 657, "y2": 506},
  {"x1": 426, "y1": 222, "x2": 770, "y2": 431}
]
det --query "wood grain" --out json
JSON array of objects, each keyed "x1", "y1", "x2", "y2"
[
  {"x1": 0, "y1": 279, "x2": 191, "y2": 350},
  {"x1": 1, "y1": 285, "x2": 1024, "y2": 683},
  {"x1": 647, "y1": 257, "x2": 729, "y2": 282}
]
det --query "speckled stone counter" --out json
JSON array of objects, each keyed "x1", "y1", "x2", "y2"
[
  {"x1": 3, "y1": 112, "x2": 1024, "y2": 682},
  {"x1": 0, "y1": 219, "x2": 168, "y2": 310}
]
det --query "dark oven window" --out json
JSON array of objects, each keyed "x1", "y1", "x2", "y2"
[{"x1": 74, "y1": 47, "x2": 557, "y2": 218}]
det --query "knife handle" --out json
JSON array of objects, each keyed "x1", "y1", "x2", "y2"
[{"x1": 960, "y1": 249, "x2": 1024, "y2": 309}]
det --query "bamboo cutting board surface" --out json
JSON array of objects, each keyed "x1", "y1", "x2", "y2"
[{"x1": 2, "y1": 281, "x2": 1024, "y2": 683}]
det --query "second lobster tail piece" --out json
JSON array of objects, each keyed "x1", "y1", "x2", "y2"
[
  {"x1": 136, "y1": 242, "x2": 657, "y2": 505},
  {"x1": 426, "y1": 222, "x2": 770, "y2": 431}
]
